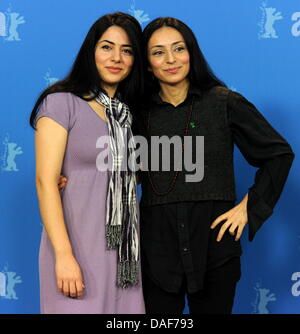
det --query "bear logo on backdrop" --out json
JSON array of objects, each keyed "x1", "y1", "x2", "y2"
[
  {"x1": 44, "y1": 69, "x2": 59, "y2": 87},
  {"x1": 1, "y1": 134, "x2": 23, "y2": 172},
  {"x1": 258, "y1": 1, "x2": 300, "y2": 38},
  {"x1": 252, "y1": 280, "x2": 276, "y2": 314},
  {"x1": 258, "y1": 1, "x2": 283, "y2": 39},
  {"x1": 0, "y1": 265, "x2": 22, "y2": 300},
  {"x1": 0, "y1": 6, "x2": 25, "y2": 42},
  {"x1": 128, "y1": 0, "x2": 150, "y2": 25}
]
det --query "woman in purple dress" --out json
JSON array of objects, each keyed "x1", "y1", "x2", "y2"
[{"x1": 30, "y1": 12, "x2": 145, "y2": 314}]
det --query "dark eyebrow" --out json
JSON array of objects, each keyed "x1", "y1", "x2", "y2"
[
  {"x1": 98, "y1": 40, "x2": 132, "y2": 47},
  {"x1": 150, "y1": 41, "x2": 185, "y2": 49}
]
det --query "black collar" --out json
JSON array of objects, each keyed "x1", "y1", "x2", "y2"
[{"x1": 151, "y1": 85, "x2": 203, "y2": 106}]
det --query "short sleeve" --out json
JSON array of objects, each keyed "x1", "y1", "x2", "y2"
[{"x1": 35, "y1": 92, "x2": 76, "y2": 131}]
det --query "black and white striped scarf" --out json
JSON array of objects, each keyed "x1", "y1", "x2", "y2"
[{"x1": 95, "y1": 91, "x2": 139, "y2": 288}]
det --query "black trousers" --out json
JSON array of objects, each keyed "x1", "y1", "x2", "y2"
[{"x1": 142, "y1": 256, "x2": 240, "y2": 314}]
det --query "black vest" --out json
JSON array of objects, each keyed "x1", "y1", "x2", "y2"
[{"x1": 136, "y1": 86, "x2": 236, "y2": 206}]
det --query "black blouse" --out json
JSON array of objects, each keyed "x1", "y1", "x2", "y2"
[
  {"x1": 134, "y1": 86, "x2": 294, "y2": 293},
  {"x1": 134, "y1": 86, "x2": 295, "y2": 242},
  {"x1": 227, "y1": 89, "x2": 295, "y2": 241}
]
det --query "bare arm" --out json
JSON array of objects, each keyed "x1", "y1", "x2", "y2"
[
  {"x1": 35, "y1": 117, "x2": 84, "y2": 298},
  {"x1": 35, "y1": 117, "x2": 73, "y2": 256}
]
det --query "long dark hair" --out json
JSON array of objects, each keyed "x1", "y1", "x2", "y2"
[
  {"x1": 142, "y1": 17, "x2": 226, "y2": 95},
  {"x1": 30, "y1": 12, "x2": 144, "y2": 129}
]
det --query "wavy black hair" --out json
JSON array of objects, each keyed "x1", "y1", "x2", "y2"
[
  {"x1": 30, "y1": 12, "x2": 144, "y2": 129},
  {"x1": 142, "y1": 17, "x2": 226, "y2": 95}
]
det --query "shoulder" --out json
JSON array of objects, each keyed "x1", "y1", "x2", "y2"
[
  {"x1": 206, "y1": 87, "x2": 253, "y2": 107},
  {"x1": 42, "y1": 92, "x2": 79, "y2": 107},
  {"x1": 37, "y1": 92, "x2": 79, "y2": 131},
  {"x1": 204, "y1": 85, "x2": 233, "y2": 100},
  {"x1": 210, "y1": 85, "x2": 231, "y2": 94},
  {"x1": 226, "y1": 90, "x2": 257, "y2": 111},
  {"x1": 41, "y1": 92, "x2": 82, "y2": 118}
]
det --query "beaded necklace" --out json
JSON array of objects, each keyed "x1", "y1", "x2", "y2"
[{"x1": 146, "y1": 96, "x2": 195, "y2": 196}]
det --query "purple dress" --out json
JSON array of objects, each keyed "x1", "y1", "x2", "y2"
[{"x1": 36, "y1": 92, "x2": 145, "y2": 314}]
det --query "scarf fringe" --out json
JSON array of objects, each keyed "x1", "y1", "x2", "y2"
[
  {"x1": 117, "y1": 261, "x2": 139, "y2": 288},
  {"x1": 105, "y1": 225, "x2": 122, "y2": 250}
]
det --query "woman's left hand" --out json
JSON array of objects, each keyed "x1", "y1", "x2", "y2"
[{"x1": 210, "y1": 194, "x2": 248, "y2": 242}]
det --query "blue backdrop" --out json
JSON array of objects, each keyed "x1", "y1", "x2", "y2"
[{"x1": 0, "y1": 0, "x2": 299, "y2": 314}]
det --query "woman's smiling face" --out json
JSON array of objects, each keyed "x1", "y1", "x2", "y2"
[
  {"x1": 95, "y1": 25, "x2": 134, "y2": 90},
  {"x1": 147, "y1": 26, "x2": 190, "y2": 85}
]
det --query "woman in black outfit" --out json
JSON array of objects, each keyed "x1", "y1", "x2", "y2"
[{"x1": 133, "y1": 17, "x2": 295, "y2": 314}]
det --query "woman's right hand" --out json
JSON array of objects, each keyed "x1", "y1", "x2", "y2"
[{"x1": 55, "y1": 253, "x2": 85, "y2": 299}]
